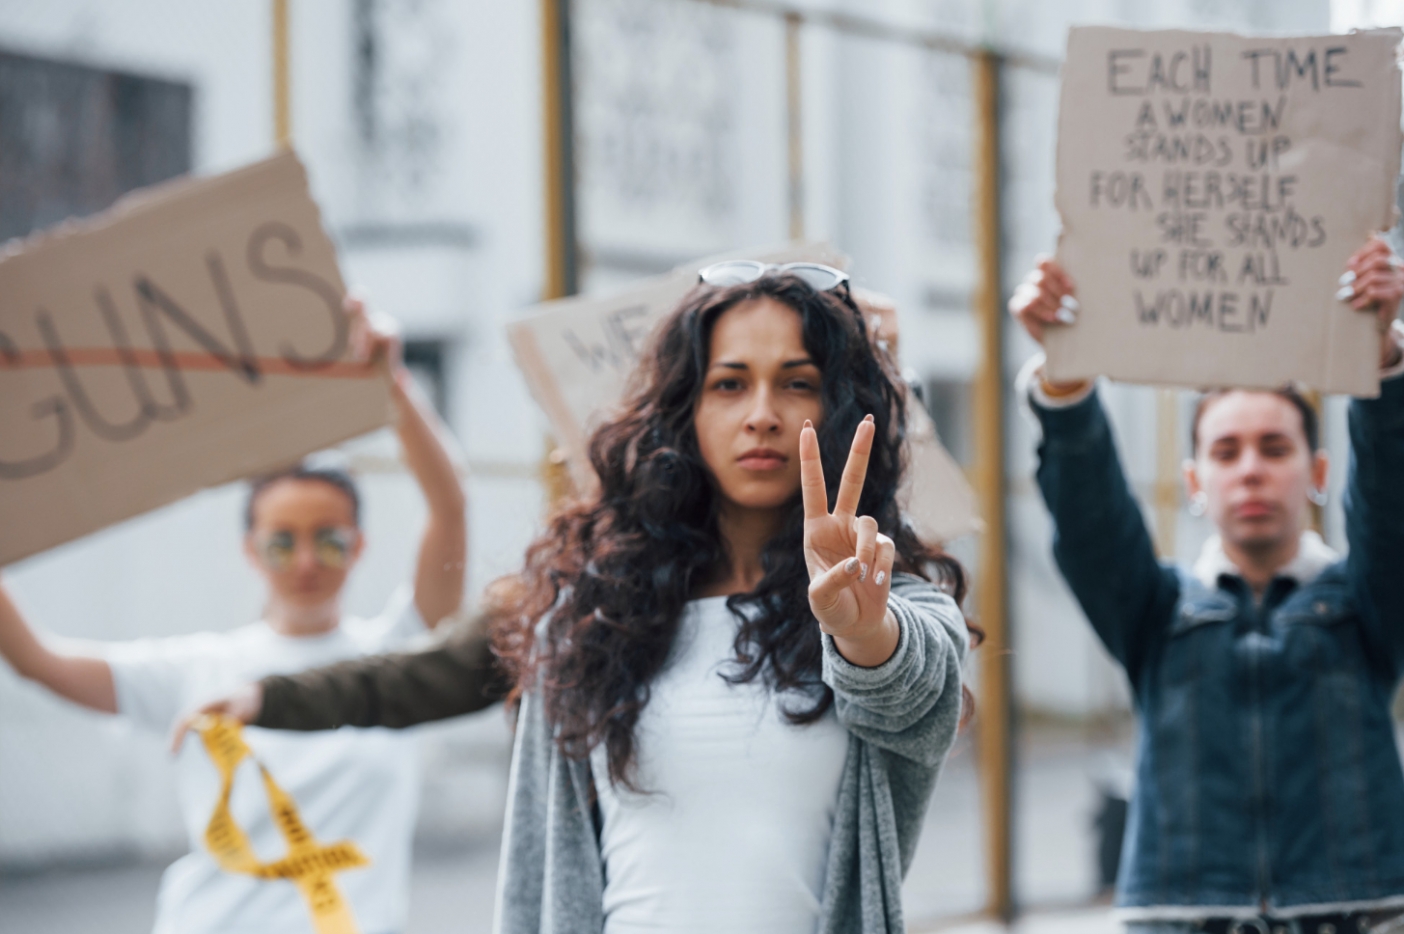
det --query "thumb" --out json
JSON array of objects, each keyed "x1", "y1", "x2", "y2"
[
  {"x1": 170, "y1": 705, "x2": 222, "y2": 755},
  {"x1": 809, "y1": 557, "x2": 860, "y2": 616}
]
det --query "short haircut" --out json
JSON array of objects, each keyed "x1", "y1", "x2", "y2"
[
  {"x1": 1190, "y1": 386, "x2": 1319, "y2": 455},
  {"x1": 244, "y1": 465, "x2": 361, "y2": 531}
]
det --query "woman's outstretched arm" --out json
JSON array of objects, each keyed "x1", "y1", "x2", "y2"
[
  {"x1": 256, "y1": 616, "x2": 505, "y2": 730},
  {"x1": 0, "y1": 579, "x2": 116, "y2": 713},
  {"x1": 171, "y1": 613, "x2": 506, "y2": 747}
]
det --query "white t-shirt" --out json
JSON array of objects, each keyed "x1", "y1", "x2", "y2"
[
  {"x1": 591, "y1": 595, "x2": 851, "y2": 934},
  {"x1": 106, "y1": 589, "x2": 427, "y2": 934}
]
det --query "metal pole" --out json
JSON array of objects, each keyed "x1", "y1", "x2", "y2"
[
  {"x1": 272, "y1": 0, "x2": 292, "y2": 149},
  {"x1": 541, "y1": 0, "x2": 578, "y2": 300},
  {"x1": 784, "y1": 12, "x2": 804, "y2": 240},
  {"x1": 971, "y1": 47, "x2": 1014, "y2": 923},
  {"x1": 684, "y1": 0, "x2": 1060, "y2": 74},
  {"x1": 540, "y1": 0, "x2": 577, "y2": 499}
]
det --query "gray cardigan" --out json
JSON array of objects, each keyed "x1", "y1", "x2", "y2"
[{"x1": 492, "y1": 573, "x2": 970, "y2": 934}]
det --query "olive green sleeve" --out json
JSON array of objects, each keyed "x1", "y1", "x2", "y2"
[{"x1": 255, "y1": 614, "x2": 509, "y2": 731}]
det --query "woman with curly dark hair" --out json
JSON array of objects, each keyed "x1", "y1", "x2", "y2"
[
  {"x1": 184, "y1": 262, "x2": 975, "y2": 933},
  {"x1": 491, "y1": 263, "x2": 974, "y2": 934}
]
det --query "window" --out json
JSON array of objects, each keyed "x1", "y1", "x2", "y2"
[
  {"x1": 403, "y1": 338, "x2": 449, "y2": 418},
  {"x1": 920, "y1": 377, "x2": 972, "y2": 467},
  {"x1": 0, "y1": 49, "x2": 192, "y2": 241}
]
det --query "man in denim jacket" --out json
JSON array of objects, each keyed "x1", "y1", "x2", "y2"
[{"x1": 1010, "y1": 237, "x2": 1404, "y2": 934}]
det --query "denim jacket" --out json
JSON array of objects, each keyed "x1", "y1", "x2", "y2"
[{"x1": 1031, "y1": 373, "x2": 1404, "y2": 918}]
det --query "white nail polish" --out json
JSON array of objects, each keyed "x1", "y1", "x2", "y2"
[
  {"x1": 1340, "y1": 270, "x2": 1357, "y2": 285},
  {"x1": 1336, "y1": 285, "x2": 1357, "y2": 302},
  {"x1": 859, "y1": 563, "x2": 869, "y2": 582},
  {"x1": 1060, "y1": 295, "x2": 1080, "y2": 312},
  {"x1": 1055, "y1": 307, "x2": 1077, "y2": 325},
  {"x1": 845, "y1": 557, "x2": 859, "y2": 574},
  {"x1": 874, "y1": 570, "x2": 886, "y2": 586}
]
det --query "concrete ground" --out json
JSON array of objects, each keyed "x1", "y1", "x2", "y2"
[
  {"x1": 928, "y1": 908, "x2": 1120, "y2": 934},
  {"x1": 0, "y1": 721, "x2": 1131, "y2": 933},
  {"x1": 0, "y1": 840, "x2": 504, "y2": 934}
]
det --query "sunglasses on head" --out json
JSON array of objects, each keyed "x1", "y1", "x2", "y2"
[
  {"x1": 697, "y1": 261, "x2": 852, "y2": 300},
  {"x1": 253, "y1": 527, "x2": 358, "y2": 572}
]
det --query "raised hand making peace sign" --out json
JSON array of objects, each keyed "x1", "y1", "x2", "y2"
[{"x1": 801, "y1": 414, "x2": 901, "y2": 667}]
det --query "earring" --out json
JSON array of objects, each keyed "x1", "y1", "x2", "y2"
[
  {"x1": 1188, "y1": 492, "x2": 1208, "y2": 517},
  {"x1": 1308, "y1": 487, "x2": 1329, "y2": 507}
]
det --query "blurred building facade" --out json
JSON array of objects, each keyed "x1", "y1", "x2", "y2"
[{"x1": 0, "y1": 0, "x2": 1346, "y2": 901}]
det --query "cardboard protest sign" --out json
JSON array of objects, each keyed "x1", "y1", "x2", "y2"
[
  {"x1": 507, "y1": 244, "x2": 980, "y2": 542},
  {"x1": 900, "y1": 402, "x2": 981, "y2": 543},
  {"x1": 1049, "y1": 26, "x2": 1403, "y2": 396},
  {"x1": 0, "y1": 152, "x2": 391, "y2": 565}
]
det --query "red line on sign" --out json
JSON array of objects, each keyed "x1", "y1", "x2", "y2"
[{"x1": 0, "y1": 348, "x2": 378, "y2": 378}]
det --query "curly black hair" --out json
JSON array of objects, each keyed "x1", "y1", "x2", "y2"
[{"x1": 492, "y1": 274, "x2": 971, "y2": 791}]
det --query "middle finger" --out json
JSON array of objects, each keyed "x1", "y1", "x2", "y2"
[
  {"x1": 832, "y1": 416, "x2": 875, "y2": 518},
  {"x1": 1351, "y1": 270, "x2": 1398, "y2": 306},
  {"x1": 1353, "y1": 269, "x2": 1397, "y2": 291}
]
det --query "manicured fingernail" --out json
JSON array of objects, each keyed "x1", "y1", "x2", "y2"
[
  {"x1": 874, "y1": 570, "x2": 886, "y2": 585},
  {"x1": 859, "y1": 562, "x2": 869, "y2": 582},
  {"x1": 845, "y1": 557, "x2": 860, "y2": 575},
  {"x1": 1340, "y1": 270, "x2": 1357, "y2": 285},
  {"x1": 804, "y1": 419, "x2": 813, "y2": 429},
  {"x1": 864, "y1": 414, "x2": 874, "y2": 423},
  {"x1": 1055, "y1": 307, "x2": 1077, "y2": 325},
  {"x1": 1336, "y1": 285, "x2": 1357, "y2": 302},
  {"x1": 1059, "y1": 294, "x2": 1080, "y2": 312}
]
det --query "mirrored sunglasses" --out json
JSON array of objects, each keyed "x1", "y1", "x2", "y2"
[
  {"x1": 254, "y1": 526, "x2": 358, "y2": 572},
  {"x1": 697, "y1": 260, "x2": 851, "y2": 296}
]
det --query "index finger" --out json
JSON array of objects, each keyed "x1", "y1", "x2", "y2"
[
  {"x1": 799, "y1": 420, "x2": 829, "y2": 520},
  {"x1": 1350, "y1": 237, "x2": 1391, "y2": 271},
  {"x1": 1042, "y1": 260, "x2": 1075, "y2": 296},
  {"x1": 833, "y1": 416, "x2": 875, "y2": 518}
]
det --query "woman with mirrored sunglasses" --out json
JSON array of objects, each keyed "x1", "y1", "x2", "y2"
[{"x1": 0, "y1": 296, "x2": 468, "y2": 934}]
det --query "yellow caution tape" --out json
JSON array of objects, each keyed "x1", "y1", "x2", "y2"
[{"x1": 195, "y1": 714, "x2": 371, "y2": 934}]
